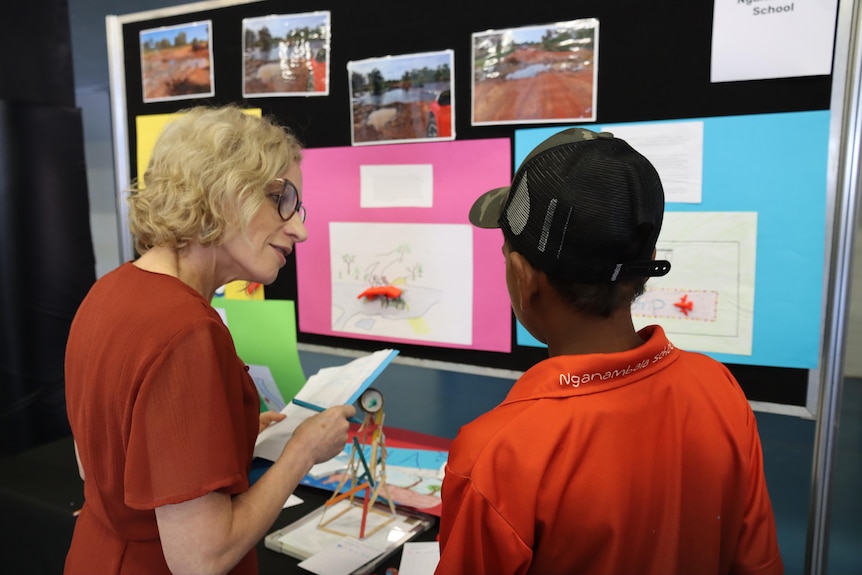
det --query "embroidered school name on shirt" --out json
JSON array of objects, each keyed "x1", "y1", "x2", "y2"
[{"x1": 559, "y1": 342, "x2": 675, "y2": 387}]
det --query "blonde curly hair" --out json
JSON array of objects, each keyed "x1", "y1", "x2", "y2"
[{"x1": 127, "y1": 105, "x2": 303, "y2": 255}]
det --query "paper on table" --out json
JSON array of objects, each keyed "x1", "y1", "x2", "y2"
[
  {"x1": 296, "y1": 537, "x2": 384, "y2": 575},
  {"x1": 283, "y1": 493, "x2": 303, "y2": 509},
  {"x1": 307, "y1": 449, "x2": 351, "y2": 478},
  {"x1": 398, "y1": 541, "x2": 440, "y2": 575}
]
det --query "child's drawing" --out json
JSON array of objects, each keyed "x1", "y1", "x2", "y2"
[
  {"x1": 633, "y1": 211, "x2": 757, "y2": 356},
  {"x1": 329, "y1": 222, "x2": 473, "y2": 345}
]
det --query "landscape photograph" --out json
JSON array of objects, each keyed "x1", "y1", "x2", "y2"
[
  {"x1": 472, "y1": 18, "x2": 599, "y2": 125},
  {"x1": 242, "y1": 11, "x2": 331, "y2": 97},
  {"x1": 348, "y1": 50, "x2": 454, "y2": 145},
  {"x1": 140, "y1": 21, "x2": 214, "y2": 103}
]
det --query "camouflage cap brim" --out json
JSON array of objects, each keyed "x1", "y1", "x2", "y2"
[{"x1": 468, "y1": 186, "x2": 509, "y2": 229}]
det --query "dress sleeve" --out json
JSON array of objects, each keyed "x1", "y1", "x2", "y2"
[
  {"x1": 124, "y1": 317, "x2": 253, "y2": 510},
  {"x1": 730, "y1": 413, "x2": 785, "y2": 575},
  {"x1": 436, "y1": 466, "x2": 532, "y2": 575}
]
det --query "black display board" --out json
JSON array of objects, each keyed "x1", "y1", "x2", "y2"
[{"x1": 109, "y1": 0, "x2": 836, "y2": 410}]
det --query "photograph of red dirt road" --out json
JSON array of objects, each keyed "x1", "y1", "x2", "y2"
[
  {"x1": 472, "y1": 19, "x2": 598, "y2": 125},
  {"x1": 140, "y1": 22, "x2": 213, "y2": 103}
]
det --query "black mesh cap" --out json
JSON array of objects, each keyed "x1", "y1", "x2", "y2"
[{"x1": 469, "y1": 127, "x2": 671, "y2": 283}]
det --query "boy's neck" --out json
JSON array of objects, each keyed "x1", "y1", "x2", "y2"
[{"x1": 545, "y1": 308, "x2": 645, "y2": 357}]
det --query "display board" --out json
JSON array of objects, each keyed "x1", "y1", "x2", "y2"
[{"x1": 106, "y1": 0, "x2": 844, "y2": 415}]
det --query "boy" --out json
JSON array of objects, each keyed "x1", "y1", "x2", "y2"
[{"x1": 436, "y1": 127, "x2": 783, "y2": 575}]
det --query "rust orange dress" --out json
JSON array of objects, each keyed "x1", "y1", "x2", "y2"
[{"x1": 65, "y1": 263, "x2": 260, "y2": 574}]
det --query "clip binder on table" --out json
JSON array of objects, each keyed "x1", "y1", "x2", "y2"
[{"x1": 319, "y1": 388, "x2": 395, "y2": 539}]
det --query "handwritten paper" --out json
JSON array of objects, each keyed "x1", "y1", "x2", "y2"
[
  {"x1": 297, "y1": 537, "x2": 383, "y2": 575},
  {"x1": 599, "y1": 121, "x2": 703, "y2": 204},
  {"x1": 398, "y1": 541, "x2": 440, "y2": 575}
]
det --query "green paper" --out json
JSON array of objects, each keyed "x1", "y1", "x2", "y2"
[{"x1": 211, "y1": 298, "x2": 306, "y2": 410}]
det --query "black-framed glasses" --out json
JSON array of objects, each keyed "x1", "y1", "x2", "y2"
[{"x1": 270, "y1": 178, "x2": 306, "y2": 223}]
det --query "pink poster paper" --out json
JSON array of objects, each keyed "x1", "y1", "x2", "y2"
[{"x1": 296, "y1": 138, "x2": 512, "y2": 353}]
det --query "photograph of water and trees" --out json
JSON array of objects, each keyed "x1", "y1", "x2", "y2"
[{"x1": 349, "y1": 50, "x2": 455, "y2": 145}]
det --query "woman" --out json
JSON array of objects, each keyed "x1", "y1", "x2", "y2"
[{"x1": 64, "y1": 105, "x2": 355, "y2": 574}]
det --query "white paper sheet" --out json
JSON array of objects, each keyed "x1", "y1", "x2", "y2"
[
  {"x1": 634, "y1": 212, "x2": 757, "y2": 356},
  {"x1": 398, "y1": 541, "x2": 440, "y2": 575},
  {"x1": 330, "y1": 222, "x2": 473, "y2": 345},
  {"x1": 602, "y1": 121, "x2": 703, "y2": 204},
  {"x1": 711, "y1": 0, "x2": 838, "y2": 82},
  {"x1": 253, "y1": 350, "x2": 397, "y2": 462},
  {"x1": 360, "y1": 164, "x2": 434, "y2": 208},
  {"x1": 247, "y1": 364, "x2": 286, "y2": 412},
  {"x1": 297, "y1": 537, "x2": 384, "y2": 575}
]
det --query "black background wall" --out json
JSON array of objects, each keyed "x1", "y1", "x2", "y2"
[
  {"x1": 115, "y1": 0, "x2": 831, "y2": 408},
  {"x1": 0, "y1": 2, "x2": 96, "y2": 456}
]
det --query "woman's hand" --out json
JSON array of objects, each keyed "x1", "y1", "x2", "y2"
[
  {"x1": 287, "y1": 405, "x2": 356, "y2": 465},
  {"x1": 258, "y1": 410, "x2": 286, "y2": 434}
]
